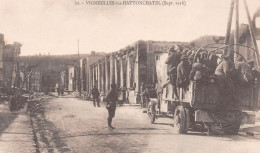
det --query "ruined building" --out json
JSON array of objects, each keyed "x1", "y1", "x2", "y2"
[{"x1": 0, "y1": 33, "x2": 22, "y2": 92}]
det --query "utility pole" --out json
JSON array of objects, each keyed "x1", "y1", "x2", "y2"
[
  {"x1": 244, "y1": 0, "x2": 260, "y2": 68},
  {"x1": 234, "y1": 0, "x2": 239, "y2": 60},
  {"x1": 78, "y1": 39, "x2": 81, "y2": 97},
  {"x1": 224, "y1": 0, "x2": 234, "y2": 56}
]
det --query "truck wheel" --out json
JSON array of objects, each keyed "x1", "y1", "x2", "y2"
[
  {"x1": 222, "y1": 122, "x2": 241, "y2": 135},
  {"x1": 173, "y1": 106, "x2": 187, "y2": 134},
  {"x1": 184, "y1": 108, "x2": 190, "y2": 133}
]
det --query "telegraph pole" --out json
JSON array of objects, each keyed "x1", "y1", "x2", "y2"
[
  {"x1": 224, "y1": 0, "x2": 234, "y2": 56},
  {"x1": 234, "y1": 0, "x2": 239, "y2": 60},
  {"x1": 78, "y1": 39, "x2": 81, "y2": 97},
  {"x1": 244, "y1": 0, "x2": 260, "y2": 68}
]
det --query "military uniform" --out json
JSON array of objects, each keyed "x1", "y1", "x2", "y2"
[
  {"x1": 189, "y1": 62, "x2": 211, "y2": 83},
  {"x1": 165, "y1": 48, "x2": 181, "y2": 99},
  {"x1": 106, "y1": 84, "x2": 118, "y2": 130},
  {"x1": 235, "y1": 61, "x2": 254, "y2": 85},
  {"x1": 176, "y1": 55, "x2": 191, "y2": 88},
  {"x1": 91, "y1": 87, "x2": 100, "y2": 107},
  {"x1": 214, "y1": 57, "x2": 236, "y2": 104}
]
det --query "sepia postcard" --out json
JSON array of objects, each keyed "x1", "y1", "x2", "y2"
[{"x1": 0, "y1": 0, "x2": 260, "y2": 153}]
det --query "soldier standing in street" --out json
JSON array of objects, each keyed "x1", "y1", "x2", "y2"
[
  {"x1": 105, "y1": 84, "x2": 118, "y2": 130},
  {"x1": 91, "y1": 86, "x2": 100, "y2": 107},
  {"x1": 140, "y1": 82, "x2": 147, "y2": 108}
]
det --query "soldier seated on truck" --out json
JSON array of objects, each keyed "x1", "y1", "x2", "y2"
[
  {"x1": 177, "y1": 55, "x2": 191, "y2": 90},
  {"x1": 189, "y1": 54, "x2": 211, "y2": 84},
  {"x1": 165, "y1": 45, "x2": 181, "y2": 99},
  {"x1": 235, "y1": 56, "x2": 254, "y2": 86},
  {"x1": 247, "y1": 59, "x2": 260, "y2": 81},
  {"x1": 214, "y1": 55, "x2": 237, "y2": 104}
]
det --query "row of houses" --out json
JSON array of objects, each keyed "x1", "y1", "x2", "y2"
[
  {"x1": 61, "y1": 40, "x2": 189, "y2": 103},
  {"x1": 60, "y1": 51, "x2": 105, "y2": 94},
  {"x1": 0, "y1": 33, "x2": 42, "y2": 94}
]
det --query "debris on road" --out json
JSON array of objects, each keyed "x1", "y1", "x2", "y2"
[{"x1": 28, "y1": 93, "x2": 70, "y2": 153}]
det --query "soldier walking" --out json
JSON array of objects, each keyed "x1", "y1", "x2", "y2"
[
  {"x1": 91, "y1": 86, "x2": 100, "y2": 107},
  {"x1": 105, "y1": 84, "x2": 118, "y2": 130}
]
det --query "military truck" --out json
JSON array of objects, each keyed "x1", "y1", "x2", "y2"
[{"x1": 147, "y1": 43, "x2": 260, "y2": 135}]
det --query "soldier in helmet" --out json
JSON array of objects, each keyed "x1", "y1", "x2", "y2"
[
  {"x1": 214, "y1": 55, "x2": 236, "y2": 104},
  {"x1": 165, "y1": 45, "x2": 181, "y2": 99},
  {"x1": 105, "y1": 84, "x2": 118, "y2": 130},
  {"x1": 177, "y1": 54, "x2": 191, "y2": 89}
]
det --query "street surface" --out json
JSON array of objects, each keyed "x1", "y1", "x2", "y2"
[
  {"x1": 0, "y1": 96, "x2": 260, "y2": 153},
  {"x1": 35, "y1": 97, "x2": 260, "y2": 153}
]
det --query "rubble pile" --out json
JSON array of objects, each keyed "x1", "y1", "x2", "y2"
[
  {"x1": 27, "y1": 93, "x2": 69, "y2": 152},
  {"x1": 0, "y1": 93, "x2": 8, "y2": 103},
  {"x1": 65, "y1": 92, "x2": 80, "y2": 98},
  {"x1": 28, "y1": 93, "x2": 54, "y2": 115},
  {"x1": 29, "y1": 93, "x2": 54, "y2": 102}
]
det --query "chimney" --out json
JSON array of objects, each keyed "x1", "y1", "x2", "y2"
[
  {"x1": 0, "y1": 34, "x2": 4, "y2": 81},
  {"x1": 0, "y1": 34, "x2": 4, "y2": 64},
  {"x1": 91, "y1": 51, "x2": 95, "y2": 55}
]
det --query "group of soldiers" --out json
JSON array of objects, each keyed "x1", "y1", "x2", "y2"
[{"x1": 165, "y1": 44, "x2": 259, "y2": 104}]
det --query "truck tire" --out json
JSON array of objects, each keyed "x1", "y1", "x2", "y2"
[
  {"x1": 222, "y1": 121, "x2": 241, "y2": 135},
  {"x1": 173, "y1": 106, "x2": 187, "y2": 134},
  {"x1": 184, "y1": 108, "x2": 190, "y2": 133}
]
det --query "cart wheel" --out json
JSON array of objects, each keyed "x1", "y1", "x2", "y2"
[
  {"x1": 173, "y1": 106, "x2": 187, "y2": 134},
  {"x1": 222, "y1": 121, "x2": 241, "y2": 135}
]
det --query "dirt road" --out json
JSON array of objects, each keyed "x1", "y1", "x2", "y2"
[
  {"x1": 0, "y1": 103, "x2": 35, "y2": 153},
  {"x1": 31, "y1": 97, "x2": 260, "y2": 153}
]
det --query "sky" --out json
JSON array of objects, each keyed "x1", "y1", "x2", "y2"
[{"x1": 0, "y1": 0, "x2": 259, "y2": 55}]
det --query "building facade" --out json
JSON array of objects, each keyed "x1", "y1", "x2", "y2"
[
  {"x1": 89, "y1": 40, "x2": 189, "y2": 104},
  {"x1": 68, "y1": 66, "x2": 75, "y2": 92}
]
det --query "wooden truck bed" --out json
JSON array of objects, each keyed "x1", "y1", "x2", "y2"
[{"x1": 160, "y1": 82, "x2": 260, "y2": 112}]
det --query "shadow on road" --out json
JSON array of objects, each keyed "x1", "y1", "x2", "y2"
[
  {"x1": 120, "y1": 127, "x2": 159, "y2": 130},
  {"x1": 185, "y1": 130, "x2": 260, "y2": 141},
  {"x1": 56, "y1": 132, "x2": 180, "y2": 139},
  {"x1": 153, "y1": 123, "x2": 174, "y2": 126},
  {"x1": 0, "y1": 112, "x2": 18, "y2": 136}
]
